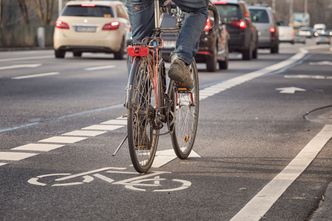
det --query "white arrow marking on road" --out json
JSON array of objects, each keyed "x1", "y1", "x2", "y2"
[
  {"x1": 0, "y1": 64, "x2": 41, "y2": 70},
  {"x1": 276, "y1": 87, "x2": 306, "y2": 94},
  {"x1": 309, "y1": 61, "x2": 332, "y2": 66}
]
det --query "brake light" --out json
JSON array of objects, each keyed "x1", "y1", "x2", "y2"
[
  {"x1": 204, "y1": 18, "x2": 212, "y2": 32},
  {"x1": 269, "y1": 27, "x2": 276, "y2": 33},
  {"x1": 214, "y1": 1, "x2": 227, "y2": 4},
  {"x1": 127, "y1": 46, "x2": 149, "y2": 57},
  {"x1": 56, "y1": 20, "x2": 69, "y2": 29},
  {"x1": 102, "y1": 21, "x2": 120, "y2": 31},
  {"x1": 232, "y1": 19, "x2": 247, "y2": 30}
]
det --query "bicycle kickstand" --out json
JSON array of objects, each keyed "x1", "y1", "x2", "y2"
[{"x1": 112, "y1": 135, "x2": 128, "y2": 156}]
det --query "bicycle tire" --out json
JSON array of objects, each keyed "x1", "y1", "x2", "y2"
[
  {"x1": 170, "y1": 60, "x2": 199, "y2": 159},
  {"x1": 127, "y1": 57, "x2": 159, "y2": 173}
]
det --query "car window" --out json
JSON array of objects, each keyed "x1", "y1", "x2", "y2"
[
  {"x1": 215, "y1": 4, "x2": 242, "y2": 23},
  {"x1": 250, "y1": 9, "x2": 269, "y2": 23},
  {"x1": 62, "y1": 5, "x2": 114, "y2": 18}
]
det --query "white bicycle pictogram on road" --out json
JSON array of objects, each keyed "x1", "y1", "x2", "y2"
[{"x1": 28, "y1": 167, "x2": 191, "y2": 192}]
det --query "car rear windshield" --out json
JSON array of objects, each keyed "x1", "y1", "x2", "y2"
[
  {"x1": 215, "y1": 4, "x2": 242, "y2": 23},
  {"x1": 62, "y1": 5, "x2": 114, "y2": 18},
  {"x1": 250, "y1": 9, "x2": 269, "y2": 23}
]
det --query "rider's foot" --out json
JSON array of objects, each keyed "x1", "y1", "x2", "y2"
[{"x1": 168, "y1": 55, "x2": 193, "y2": 89}]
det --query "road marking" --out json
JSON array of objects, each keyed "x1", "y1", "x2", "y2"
[
  {"x1": 0, "y1": 152, "x2": 38, "y2": 161},
  {"x1": 309, "y1": 61, "x2": 332, "y2": 66},
  {"x1": 152, "y1": 149, "x2": 201, "y2": 168},
  {"x1": 12, "y1": 72, "x2": 59, "y2": 80},
  {"x1": 0, "y1": 163, "x2": 7, "y2": 167},
  {"x1": 0, "y1": 56, "x2": 52, "y2": 62},
  {"x1": 39, "y1": 136, "x2": 87, "y2": 144},
  {"x1": 82, "y1": 124, "x2": 124, "y2": 131},
  {"x1": 12, "y1": 143, "x2": 64, "y2": 152},
  {"x1": 276, "y1": 87, "x2": 306, "y2": 94},
  {"x1": 85, "y1": 65, "x2": 115, "y2": 71},
  {"x1": 0, "y1": 64, "x2": 41, "y2": 70},
  {"x1": 62, "y1": 130, "x2": 107, "y2": 137},
  {"x1": 285, "y1": 75, "x2": 332, "y2": 80},
  {"x1": 100, "y1": 119, "x2": 127, "y2": 125},
  {"x1": 231, "y1": 125, "x2": 332, "y2": 221}
]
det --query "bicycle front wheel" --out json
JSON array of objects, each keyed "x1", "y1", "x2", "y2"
[
  {"x1": 170, "y1": 60, "x2": 199, "y2": 159},
  {"x1": 127, "y1": 57, "x2": 159, "y2": 173}
]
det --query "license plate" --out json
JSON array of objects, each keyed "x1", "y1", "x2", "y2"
[
  {"x1": 163, "y1": 41, "x2": 176, "y2": 49},
  {"x1": 75, "y1": 26, "x2": 97, "y2": 33}
]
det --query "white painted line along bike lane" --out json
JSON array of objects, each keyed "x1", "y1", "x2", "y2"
[
  {"x1": 231, "y1": 125, "x2": 332, "y2": 221},
  {"x1": 0, "y1": 48, "x2": 309, "y2": 169}
]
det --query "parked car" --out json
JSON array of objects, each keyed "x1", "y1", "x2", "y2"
[
  {"x1": 249, "y1": 5, "x2": 279, "y2": 54},
  {"x1": 316, "y1": 30, "x2": 332, "y2": 45},
  {"x1": 160, "y1": 3, "x2": 230, "y2": 72},
  {"x1": 212, "y1": 0, "x2": 258, "y2": 60},
  {"x1": 278, "y1": 24, "x2": 295, "y2": 44},
  {"x1": 53, "y1": 1, "x2": 131, "y2": 59}
]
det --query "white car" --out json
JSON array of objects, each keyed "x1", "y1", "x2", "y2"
[
  {"x1": 278, "y1": 25, "x2": 295, "y2": 44},
  {"x1": 53, "y1": 1, "x2": 131, "y2": 59}
]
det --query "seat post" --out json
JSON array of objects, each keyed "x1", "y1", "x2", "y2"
[{"x1": 154, "y1": 0, "x2": 161, "y2": 29}]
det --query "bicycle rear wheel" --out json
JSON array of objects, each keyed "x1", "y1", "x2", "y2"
[
  {"x1": 127, "y1": 57, "x2": 159, "y2": 173},
  {"x1": 170, "y1": 61, "x2": 199, "y2": 159}
]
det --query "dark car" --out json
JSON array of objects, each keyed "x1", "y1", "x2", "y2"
[
  {"x1": 160, "y1": 3, "x2": 229, "y2": 72},
  {"x1": 213, "y1": 0, "x2": 258, "y2": 60},
  {"x1": 195, "y1": 3, "x2": 230, "y2": 72}
]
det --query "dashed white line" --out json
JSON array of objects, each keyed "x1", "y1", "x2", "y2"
[
  {"x1": 0, "y1": 163, "x2": 7, "y2": 167},
  {"x1": 101, "y1": 119, "x2": 127, "y2": 125},
  {"x1": 12, "y1": 144, "x2": 64, "y2": 152},
  {"x1": 0, "y1": 56, "x2": 52, "y2": 62},
  {"x1": 231, "y1": 125, "x2": 332, "y2": 221},
  {"x1": 82, "y1": 125, "x2": 124, "y2": 131},
  {"x1": 0, "y1": 152, "x2": 38, "y2": 161},
  {"x1": 63, "y1": 130, "x2": 107, "y2": 137},
  {"x1": 39, "y1": 136, "x2": 87, "y2": 144},
  {"x1": 85, "y1": 65, "x2": 115, "y2": 71},
  {"x1": 12, "y1": 72, "x2": 59, "y2": 80},
  {"x1": 152, "y1": 149, "x2": 201, "y2": 168},
  {"x1": 0, "y1": 64, "x2": 41, "y2": 70}
]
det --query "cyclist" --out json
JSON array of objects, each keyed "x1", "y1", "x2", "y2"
[{"x1": 126, "y1": 0, "x2": 208, "y2": 88}]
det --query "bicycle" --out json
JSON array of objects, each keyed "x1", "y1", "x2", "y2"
[{"x1": 123, "y1": 0, "x2": 200, "y2": 173}]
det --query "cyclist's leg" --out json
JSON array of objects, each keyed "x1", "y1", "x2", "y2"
[
  {"x1": 125, "y1": 0, "x2": 155, "y2": 43},
  {"x1": 172, "y1": 0, "x2": 208, "y2": 64}
]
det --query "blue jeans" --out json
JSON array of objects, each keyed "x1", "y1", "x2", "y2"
[{"x1": 126, "y1": 0, "x2": 208, "y2": 64}]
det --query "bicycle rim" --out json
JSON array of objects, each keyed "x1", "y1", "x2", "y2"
[
  {"x1": 128, "y1": 58, "x2": 159, "y2": 173},
  {"x1": 170, "y1": 61, "x2": 199, "y2": 159}
]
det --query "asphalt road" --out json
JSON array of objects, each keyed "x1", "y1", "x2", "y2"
[{"x1": 0, "y1": 41, "x2": 332, "y2": 221}]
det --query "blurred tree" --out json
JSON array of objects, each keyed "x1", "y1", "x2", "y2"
[
  {"x1": 17, "y1": 0, "x2": 30, "y2": 24},
  {"x1": 33, "y1": 0, "x2": 55, "y2": 25},
  {"x1": 0, "y1": 0, "x2": 3, "y2": 27}
]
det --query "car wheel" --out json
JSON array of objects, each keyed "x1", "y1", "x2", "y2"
[
  {"x1": 242, "y1": 46, "x2": 252, "y2": 61},
  {"x1": 114, "y1": 38, "x2": 125, "y2": 60},
  {"x1": 206, "y1": 46, "x2": 217, "y2": 72},
  {"x1": 252, "y1": 47, "x2": 258, "y2": 59},
  {"x1": 73, "y1": 52, "x2": 82, "y2": 57},
  {"x1": 218, "y1": 56, "x2": 228, "y2": 70},
  {"x1": 271, "y1": 44, "x2": 279, "y2": 54},
  {"x1": 54, "y1": 49, "x2": 65, "y2": 59}
]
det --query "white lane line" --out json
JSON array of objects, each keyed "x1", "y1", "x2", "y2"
[
  {"x1": 39, "y1": 136, "x2": 87, "y2": 144},
  {"x1": 152, "y1": 149, "x2": 201, "y2": 168},
  {"x1": 63, "y1": 130, "x2": 107, "y2": 137},
  {"x1": 12, "y1": 72, "x2": 59, "y2": 80},
  {"x1": 85, "y1": 65, "x2": 115, "y2": 71},
  {"x1": 12, "y1": 144, "x2": 64, "y2": 152},
  {"x1": 0, "y1": 163, "x2": 7, "y2": 167},
  {"x1": 0, "y1": 64, "x2": 42, "y2": 70},
  {"x1": 199, "y1": 50, "x2": 307, "y2": 101},
  {"x1": 0, "y1": 56, "x2": 52, "y2": 62},
  {"x1": 82, "y1": 125, "x2": 124, "y2": 131},
  {"x1": 285, "y1": 75, "x2": 332, "y2": 80},
  {"x1": 231, "y1": 125, "x2": 332, "y2": 221},
  {"x1": 100, "y1": 119, "x2": 127, "y2": 125},
  {"x1": 0, "y1": 152, "x2": 38, "y2": 161}
]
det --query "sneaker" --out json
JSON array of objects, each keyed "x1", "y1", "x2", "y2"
[{"x1": 168, "y1": 56, "x2": 193, "y2": 89}]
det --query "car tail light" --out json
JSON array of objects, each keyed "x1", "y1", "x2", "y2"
[
  {"x1": 214, "y1": 1, "x2": 227, "y2": 5},
  {"x1": 102, "y1": 21, "x2": 120, "y2": 31},
  {"x1": 204, "y1": 18, "x2": 213, "y2": 32},
  {"x1": 81, "y1": 4, "x2": 96, "y2": 7},
  {"x1": 56, "y1": 20, "x2": 69, "y2": 29},
  {"x1": 232, "y1": 19, "x2": 247, "y2": 30},
  {"x1": 127, "y1": 45, "x2": 149, "y2": 57},
  {"x1": 270, "y1": 26, "x2": 276, "y2": 36}
]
